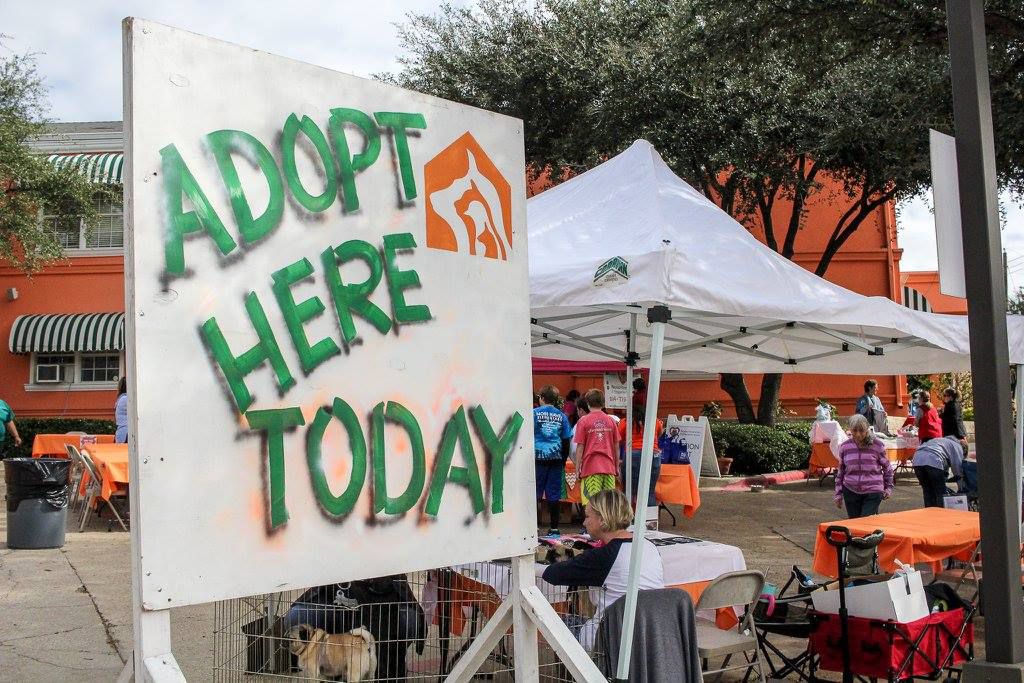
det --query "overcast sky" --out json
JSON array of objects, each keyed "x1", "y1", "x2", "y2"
[{"x1": 5, "y1": 0, "x2": 1022, "y2": 284}]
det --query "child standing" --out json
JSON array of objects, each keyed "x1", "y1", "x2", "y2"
[
  {"x1": 534, "y1": 385, "x2": 572, "y2": 535},
  {"x1": 572, "y1": 389, "x2": 620, "y2": 505}
]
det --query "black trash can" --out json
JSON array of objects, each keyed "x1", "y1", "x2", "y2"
[{"x1": 4, "y1": 458, "x2": 71, "y2": 549}]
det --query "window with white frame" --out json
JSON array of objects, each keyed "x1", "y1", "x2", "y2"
[
  {"x1": 30, "y1": 352, "x2": 122, "y2": 387},
  {"x1": 42, "y1": 194, "x2": 124, "y2": 251},
  {"x1": 80, "y1": 354, "x2": 121, "y2": 382}
]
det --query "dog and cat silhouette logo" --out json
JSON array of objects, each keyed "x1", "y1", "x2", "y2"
[{"x1": 424, "y1": 132, "x2": 513, "y2": 260}]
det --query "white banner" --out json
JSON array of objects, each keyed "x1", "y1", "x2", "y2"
[
  {"x1": 930, "y1": 129, "x2": 967, "y2": 299},
  {"x1": 603, "y1": 373, "x2": 630, "y2": 409},
  {"x1": 126, "y1": 21, "x2": 533, "y2": 607},
  {"x1": 664, "y1": 415, "x2": 719, "y2": 482}
]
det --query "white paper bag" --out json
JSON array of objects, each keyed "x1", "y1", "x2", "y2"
[{"x1": 944, "y1": 495, "x2": 969, "y2": 511}]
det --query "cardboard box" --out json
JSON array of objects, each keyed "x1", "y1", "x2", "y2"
[{"x1": 811, "y1": 570, "x2": 929, "y2": 623}]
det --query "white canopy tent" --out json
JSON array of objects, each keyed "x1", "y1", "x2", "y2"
[
  {"x1": 528, "y1": 140, "x2": 1020, "y2": 375},
  {"x1": 527, "y1": 140, "x2": 1024, "y2": 678}
]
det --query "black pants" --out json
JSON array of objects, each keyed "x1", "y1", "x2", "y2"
[
  {"x1": 842, "y1": 488, "x2": 882, "y2": 519},
  {"x1": 915, "y1": 465, "x2": 948, "y2": 508}
]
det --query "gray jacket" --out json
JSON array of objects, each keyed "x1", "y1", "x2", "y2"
[{"x1": 595, "y1": 588, "x2": 703, "y2": 683}]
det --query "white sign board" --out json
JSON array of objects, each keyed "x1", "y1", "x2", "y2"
[
  {"x1": 603, "y1": 373, "x2": 629, "y2": 410},
  {"x1": 930, "y1": 129, "x2": 967, "y2": 298},
  {"x1": 126, "y1": 21, "x2": 533, "y2": 608},
  {"x1": 664, "y1": 415, "x2": 720, "y2": 482}
]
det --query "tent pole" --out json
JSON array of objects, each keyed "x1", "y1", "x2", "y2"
[
  {"x1": 947, "y1": 0, "x2": 1024, "y2": 669},
  {"x1": 624, "y1": 313, "x2": 637, "y2": 505},
  {"x1": 1017, "y1": 364, "x2": 1023, "y2": 528},
  {"x1": 614, "y1": 305, "x2": 669, "y2": 680}
]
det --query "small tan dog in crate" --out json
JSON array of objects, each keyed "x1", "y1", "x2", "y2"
[{"x1": 286, "y1": 624, "x2": 377, "y2": 681}]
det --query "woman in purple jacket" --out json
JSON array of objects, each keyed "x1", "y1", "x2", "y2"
[{"x1": 835, "y1": 414, "x2": 894, "y2": 518}]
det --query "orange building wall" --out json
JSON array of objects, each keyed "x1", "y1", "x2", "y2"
[
  {"x1": 4, "y1": 170, "x2": 911, "y2": 421},
  {"x1": 0, "y1": 256, "x2": 124, "y2": 418},
  {"x1": 532, "y1": 373, "x2": 905, "y2": 421}
]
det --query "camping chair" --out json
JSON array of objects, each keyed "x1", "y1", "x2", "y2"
[
  {"x1": 64, "y1": 444, "x2": 88, "y2": 515},
  {"x1": 754, "y1": 567, "x2": 824, "y2": 682},
  {"x1": 695, "y1": 570, "x2": 767, "y2": 683},
  {"x1": 77, "y1": 447, "x2": 128, "y2": 532}
]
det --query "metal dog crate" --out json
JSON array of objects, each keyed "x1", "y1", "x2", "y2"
[{"x1": 213, "y1": 564, "x2": 604, "y2": 681}]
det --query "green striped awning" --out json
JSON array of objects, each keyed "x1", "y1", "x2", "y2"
[
  {"x1": 46, "y1": 153, "x2": 124, "y2": 185},
  {"x1": 8, "y1": 313, "x2": 125, "y2": 353}
]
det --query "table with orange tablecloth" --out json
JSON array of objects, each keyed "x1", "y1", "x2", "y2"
[
  {"x1": 809, "y1": 437, "x2": 918, "y2": 475},
  {"x1": 808, "y1": 442, "x2": 840, "y2": 473},
  {"x1": 811, "y1": 508, "x2": 979, "y2": 578},
  {"x1": 81, "y1": 443, "x2": 129, "y2": 503},
  {"x1": 31, "y1": 433, "x2": 115, "y2": 457},
  {"x1": 562, "y1": 460, "x2": 701, "y2": 517}
]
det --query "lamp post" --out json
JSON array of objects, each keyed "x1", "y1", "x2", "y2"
[{"x1": 946, "y1": 1, "x2": 1024, "y2": 678}]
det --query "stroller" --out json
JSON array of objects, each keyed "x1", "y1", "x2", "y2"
[
  {"x1": 753, "y1": 528, "x2": 888, "y2": 683},
  {"x1": 754, "y1": 528, "x2": 884, "y2": 682}
]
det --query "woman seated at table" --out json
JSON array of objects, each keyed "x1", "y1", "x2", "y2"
[
  {"x1": 542, "y1": 489, "x2": 664, "y2": 650},
  {"x1": 835, "y1": 414, "x2": 894, "y2": 519}
]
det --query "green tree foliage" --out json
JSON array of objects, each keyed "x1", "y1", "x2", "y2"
[
  {"x1": 389, "y1": 0, "x2": 1023, "y2": 425},
  {"x1": 0, "y1": 45, "x2": 114, "y2": 273}
]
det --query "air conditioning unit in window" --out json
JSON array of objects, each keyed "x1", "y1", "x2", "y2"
[{"x1": 35, "y1": 364, "x2": 62, "y2": 383}]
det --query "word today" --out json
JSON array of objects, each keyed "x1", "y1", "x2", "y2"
[{"x1": 248, "y1": 398, "x2": 523, "y2": 530}]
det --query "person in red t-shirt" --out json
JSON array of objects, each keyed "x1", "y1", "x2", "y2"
[
  {"x1": 572, "y1": 389, "x2": 620, "y2": 504},
  {"x1": 916, "y1": 390, "x2": 942, "y2": 442}
]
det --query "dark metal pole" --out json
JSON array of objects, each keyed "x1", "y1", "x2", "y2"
[{"x1": 946, "y1": 0, "x2": 1024, "y2": 670}]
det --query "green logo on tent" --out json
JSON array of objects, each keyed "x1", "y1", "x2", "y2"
[{"x1": 594, "y1": 256, "x2": 629, "y2": 286}]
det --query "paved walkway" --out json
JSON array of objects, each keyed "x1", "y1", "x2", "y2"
[{"x1": 0, "y1": 467, "x2": 981, "y2": 681}]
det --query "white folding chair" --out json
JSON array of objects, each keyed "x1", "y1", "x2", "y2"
[
  {"x1": 77, "y1": 448, "x2": 128, "y2": 532},
  {"x1": 695, "y1": 570, "x2": 767, "y2": 683}
]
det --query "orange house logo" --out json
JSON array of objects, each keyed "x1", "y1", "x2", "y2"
[{"x1": 424, "y1": 132, "x2": 513, "y2": 260}]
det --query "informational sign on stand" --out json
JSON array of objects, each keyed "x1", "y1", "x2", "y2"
[
  {"x1": 125, "y1": 20, "x2": 534, "y2": 608},
  {"x1": 603, "y1": 373, "x2": 630, "y2": 409},
  {"x1": 664, "y1": 415, "x2": 720, "y2": 482}
]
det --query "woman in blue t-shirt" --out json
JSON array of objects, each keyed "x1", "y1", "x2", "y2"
[{"x1": 534, "y1": 385, "x2": 572, "y2": 535}]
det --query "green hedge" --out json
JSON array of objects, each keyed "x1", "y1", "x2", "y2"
[
  {"x1": 771, "y1": 420, "x2": 814, "y2": 445},
  {"x1": 710, "y1": 421, "x2": 810, "y2": 475},
  {"x1": 2, "y1": 417, "x2": 117, "y2": 459}
]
